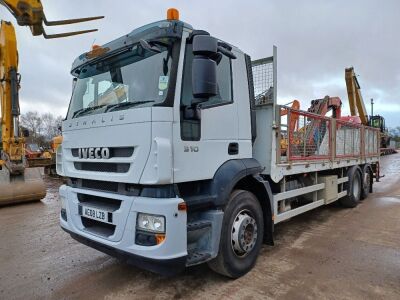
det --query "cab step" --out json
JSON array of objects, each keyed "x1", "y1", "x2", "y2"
[
  {"x1": 186, "y1": 251, "x2": 212, "y2": 266},
  {"x1": 187, "y1": 220, "x2": 212, "y2": 232}
]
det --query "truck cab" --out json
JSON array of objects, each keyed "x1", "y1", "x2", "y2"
[{"x1": 59, "y1": 13, "x2": 263, "y2": 277}]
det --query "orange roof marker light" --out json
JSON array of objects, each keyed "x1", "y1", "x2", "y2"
[
  {"x1": 167, "y1": 8, "x2": 180, "y2": 21},
  {"x1": 86, "y1": 44, "x2": 109, "y2": 59}
]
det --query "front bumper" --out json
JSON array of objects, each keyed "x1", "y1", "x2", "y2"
[
  {"x1": 59, "y1": 184, "x2": 187, "y2": 275},
  {"x1": 62, "y1": 227, "x2": 186, "y2": 275}
]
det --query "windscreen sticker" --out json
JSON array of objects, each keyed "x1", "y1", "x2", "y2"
[
  {"x1": 158, "y1": 76, "x2": 169, "y2": 90},
  {"x1": 159, "y1": 90, "x2": 164, "y2": 96}
]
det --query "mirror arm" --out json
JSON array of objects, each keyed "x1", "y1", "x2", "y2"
[
  {"x1": 139, "y1": 39, "x2": 162, "y2": 53},
  {"x1": 217, "y1": 45, "x2": 236, "y2": 59}
]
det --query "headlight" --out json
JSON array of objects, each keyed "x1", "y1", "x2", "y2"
[{"x1": 137, "y1": 213, "x2": 165, "y2": 233}]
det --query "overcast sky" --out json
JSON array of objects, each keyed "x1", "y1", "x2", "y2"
[{"x1": 1, "y1": 0, "x2": 399, "y2": 127}]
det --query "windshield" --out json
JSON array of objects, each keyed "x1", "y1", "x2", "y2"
[{"x1": 67, "y1": 39, "x2": 175, "y2": 119}]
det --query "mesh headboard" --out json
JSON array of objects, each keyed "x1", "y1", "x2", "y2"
[{"x1": 251, "y1": 47, "x2": 277, "y2": 107}]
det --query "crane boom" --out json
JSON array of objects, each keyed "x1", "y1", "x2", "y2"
[{"x1": 345, "y1": 67, "x2": 368, "y2": 125}]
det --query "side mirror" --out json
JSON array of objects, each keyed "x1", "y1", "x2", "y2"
[{"x1": 192, "y1": 35, "x2": 218, "y2": 100}]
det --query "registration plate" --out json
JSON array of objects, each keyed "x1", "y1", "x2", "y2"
[{"x1": 79, "y1": 205, "x2": 113, "y2": 224}]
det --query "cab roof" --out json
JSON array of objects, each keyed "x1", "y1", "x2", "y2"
[{"x1": 71, "y1": 20, "x2": 193, "y2": 75}]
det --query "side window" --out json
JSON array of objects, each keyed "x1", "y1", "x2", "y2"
[
  {"x1": 203, "y1": 54, "x2": 232, "y2": 107},
  {"x1": 180, "y1": 43, "x2": 233, "y2": 141},
  {"x1": 181, "y1": 44, "x2": 233, "y2": 108}
]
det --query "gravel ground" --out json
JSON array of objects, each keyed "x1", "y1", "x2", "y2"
[{"x1": 0, "y1": 153, "x2": 399, "y2": 299}]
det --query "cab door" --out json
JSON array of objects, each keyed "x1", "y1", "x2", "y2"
[{"x1": 173, "y1": 37, "x2": 239, "y2": 183}]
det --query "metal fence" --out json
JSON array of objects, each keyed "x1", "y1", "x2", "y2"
[
  {"x1": 279, "y1": 106, "x2": 380, "y2": 163},
  {"x1": 364, "y1": 127, "x2": 379, "y2": 156},
  {"x1": 252, "y1": 57, "x2": 274, "y2": 106},
  {"x1": 335, "y1": 120, "x2": 361, "y2": 158},
  {"x1": 280, "y1": 108, "x2": 331, "y2": 161}
]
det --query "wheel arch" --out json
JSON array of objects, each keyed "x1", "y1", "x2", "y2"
[
  {"x1": 233, "y1": 174, "x2": 274, "y2": 245},
  {"x1": 211, "y1": 159, "x2": 274, "y2": 245}
]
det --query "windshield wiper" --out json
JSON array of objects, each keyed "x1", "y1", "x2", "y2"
[
  {"x1": 104, "y1": 100, "x2": 155, "y2": 112},
  {"x1": 72, "y1": 104, "x2": 106, "y2": 118}
]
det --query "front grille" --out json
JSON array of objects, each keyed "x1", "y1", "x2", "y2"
[
  {"x1": 77, "y1": 193, "x2": 122, "y2": 210},
  {"x1": 74, "y1": 162, "x2": 130, "y2": 173},
  {"x1": 67, "y1": 178, "x2": 141, "y2": 196},
  {"x1": 81, "y1": 179, "x2": 119, "y2": 193},
  {"x1": 78, "y1": 193, "x2": 121, "y2": 238},
  {"x1": 71, "y1": 147, "x2": 134, "y2": 158},
  {"x1": 81, "y1": 218, "x2": 116, "y2": 237}
]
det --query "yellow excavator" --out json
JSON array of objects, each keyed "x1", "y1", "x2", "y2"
[
  {"x1": 345, "y1": 67, "x2": 369, "y2": 125},
  {"x1": 345, "y1": 67, "x2": 391, "y2": 149},
  {"x1": 0, "y1": 0, "x2": 102, "y2": 205}
]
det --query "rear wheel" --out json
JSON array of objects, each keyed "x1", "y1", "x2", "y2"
[
  {"x1": 208, "y1": 190, "x2": 264, "y2": 278},
  {"x1": 340, "y1": 167, "x2": 362, "y2": 208},
  {"x1": 361, "y1": 165, "x2": 372, "y2": 200}
]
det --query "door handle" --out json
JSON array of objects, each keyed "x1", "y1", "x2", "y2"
[{"x1": 228, "y1": 143, "x2": 239, "y2": 155}]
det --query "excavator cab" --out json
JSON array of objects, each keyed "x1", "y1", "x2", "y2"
[
  {"x1": 369, "y1": 115, "x2": 390, "y2": 148},
  {"x1": 369, "y1": 115, "x2": 385, "y2": 131}
]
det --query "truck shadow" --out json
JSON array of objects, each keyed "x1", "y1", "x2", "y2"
[
  {"x1": 52, "y1": 202, "x2": 360, "y2": 300},
  {"x1": 51, "y1": 256, "x2": 226, "y2": 299}
]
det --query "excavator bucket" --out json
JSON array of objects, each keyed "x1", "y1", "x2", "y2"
[{"x1": 0, "y1": 167, "x2": 46, "y2": 206}]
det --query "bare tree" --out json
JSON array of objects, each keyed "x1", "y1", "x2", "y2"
[
  {"x1": 389, "y1": 126, "x2": 400, "y2": 142},
  {"x1": 20, "y1": 111, "x2": 63, "y2": 146},
  {"x1": 20, "y1": 111, "x2": 42, "y2": 139}
]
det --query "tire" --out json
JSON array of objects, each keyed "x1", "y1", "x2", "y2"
[
  {"x1": 207, "y1": 190, "x2": 264, "y2": 278},
  {"x1": 340, "y1": 167, "x2": 362, "y2": 208},
  {"x1": 360, "y1": 164, "x2": 372, "y2": 200}
]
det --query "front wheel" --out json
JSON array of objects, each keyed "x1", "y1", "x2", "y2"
[{"x1": 208, "y1": 190, "x2": 264, "y2": 278}]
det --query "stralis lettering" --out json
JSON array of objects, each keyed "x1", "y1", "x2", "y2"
[{"x1": 78, "y1": 147, "x2": 110, "y2": 159}]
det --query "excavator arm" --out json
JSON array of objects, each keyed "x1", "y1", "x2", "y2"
[
  {"x1": 0, "y1": 20, "x2": 24, "y2": 174},
  {"x1": 345, "y1": 67, "x2": 368, "y2": 125},
  {"x1": 0, "y1": 0, "x2": 103, "y2": 38}
]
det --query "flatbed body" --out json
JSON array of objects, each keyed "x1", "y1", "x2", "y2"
[{"x1": 251, "y1": 51, "x2": 379, "y2": 223}]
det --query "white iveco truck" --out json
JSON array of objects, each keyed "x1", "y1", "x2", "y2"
[{"x1": 58, "y1": 10, "x2": 380, "y2": 278}]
